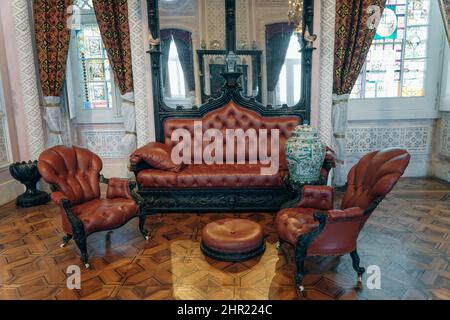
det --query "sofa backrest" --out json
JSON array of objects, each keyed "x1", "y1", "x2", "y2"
[
  {"x1": 163, "y1": 101, "x2": 299, "y2": 165},
  {"x1": 38, "y1": 145, "x2": 103, "y2": 206}
]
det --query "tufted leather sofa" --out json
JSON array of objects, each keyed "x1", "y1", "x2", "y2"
[
  {"x1": 130, "y1": 102, "x2": 334, "y2": 213},
  {"x1": 38, "y1": 146, "x2": 149, "y2": 267},
  {"x1": 274, "y1": 148, "x2": 411, "y2": 292}
]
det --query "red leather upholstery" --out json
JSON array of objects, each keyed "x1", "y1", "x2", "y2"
[
  {"x1": 106, "y1": 178, "x2": 132, "y2": 200},
  {"x1": 38, "y1": 145, "x2": 102, "y2": 206},
  {"x1": 38, "y1": 146, "x2": 139, "y2": 235},
  {"x1": 201, "y1": 218, "x2": 264, "y2": 253},
  {"x1": 71, "y1": 199, "x2": 138, "y2": 235},
  {"x1": 295, "y1": 185, "x2": 333, "y2": 210},
  {"x1": 164, "y1": 102, "x2": 299, "y2": 166},
  {"x1": 137, "y1": 165, "x2": 288, "y2": 188},
  {"x1": 274, "y1": 208, "x2": 319, "y2": 245},
  {"x1": 275, "y1": 148, "x2": 410, "y2": 256},
  {"x1": 130, "y1": 142, "x2": 183, "y2": 172},
  {"x1": 341, "y1": 148, "x2": 411, "y2": 210},
  {"x1": 132, "y1": 102, "x2": 335, "y2": 189}
]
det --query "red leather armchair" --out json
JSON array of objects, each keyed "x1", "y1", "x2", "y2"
[
  {"x1": 38, "y1": 146, "x2": 149, "y2": 268},
  {"x1": 275, "y1": 148, "x2": 410, "y2": 292}
]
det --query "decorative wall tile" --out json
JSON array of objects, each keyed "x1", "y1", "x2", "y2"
[
  {"x1": 440, "y1": 112, "x2": 450, "y2": 156},
  {"x1": 347, "y1": 126, "x2": 431, "y2": 154},
  {"x1": 318, "y1": 0, "x2": 335, "y2": 146},
  {"x1": 0, "y1": 120, "x2": 9, "y2": 165},
  {"x1": 236, "y1": 0, "x2": 250, "y2": 48},
  {"x1": 12, "y1": 0, "x2": 45, "y2": 159},
  {"x1": 81, "y1": 131, "x2": 124, "y2": 158},
  {"x1": 206, "y1": 0, "x2": 225, "y2": 48},
  {"x1": 128, "y1": 0, "x2": 150, "y2": 147}
]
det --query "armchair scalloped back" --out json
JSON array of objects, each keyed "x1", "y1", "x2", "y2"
[
  {"x1": 341, "y1": 148, "x2": 411, "y2": 212},
  {"x1": 38, "y1": 145, "x2": 103, "y2": 206}
]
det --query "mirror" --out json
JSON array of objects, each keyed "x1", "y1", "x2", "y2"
[{"x1": 157, "y1": 0, "x2": 305, "y2": 109}]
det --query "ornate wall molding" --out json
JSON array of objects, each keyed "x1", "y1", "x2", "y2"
[
  {"x1": 12, "y1": 0, "x2": 45, "y2": 159},
  {"x1": 80, "y1": 130, "x2": 124, "y2": 158},
  {"x1": 318, "y1": 0, "x2": 335, "y2": 146},
  {"x1": 440, "y1": 111, "x2": 450, "y2": 156},
  {"x1": 128, "y1": 0, "x2": 150, "y2": 147}
]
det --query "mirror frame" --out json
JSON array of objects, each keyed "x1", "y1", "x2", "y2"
[{"x1": 147, "y1": 0, "x2": 314, "y2": 142}]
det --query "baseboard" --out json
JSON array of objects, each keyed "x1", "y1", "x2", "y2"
[{"x1": 0, "y1": 179, "x2": 24, "y2": 206}]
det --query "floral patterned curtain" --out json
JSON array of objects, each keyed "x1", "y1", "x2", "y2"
[
  {"x1": 33, "y1": 0, "x2": 73, "y2": 147},
  {"x1": 92, "y1": 0, "x2": 136, "y2": 155},
  {"x1": 332, "y1": 0, "x2": 386, "y2": 186},
  {"x1": 439, "y1": 0, "x2": 450, "y2": 45}
]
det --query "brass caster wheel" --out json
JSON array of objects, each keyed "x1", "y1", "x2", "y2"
[
  {"x1": 144, "y1": 235, "x2": 150, "y2": 240},
  {"x1": 60, "y1": 243, "x2": 66, "y2": 248},
  {"x1": 298, "y1": 285, "x2": 305, "y2": 292},
  {"x1": 84, "y1": 263, "x2": 90, "y2": 269}
]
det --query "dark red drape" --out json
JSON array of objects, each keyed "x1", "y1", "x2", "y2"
[
  {"x1": 33, "y1": 0, "x2": 73, "y2": 97},
  {"x1": 93, "y1": 0, "x2": 133, "y2": 95},
  {"x1": 333, "y1": 0, "x2": 386, "y2": 95}
]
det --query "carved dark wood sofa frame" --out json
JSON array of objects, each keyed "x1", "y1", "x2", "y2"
[{"x1": 133, "y1": 0, "x2": 317, "y2": 214}]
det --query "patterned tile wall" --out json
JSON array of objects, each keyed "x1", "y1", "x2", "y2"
[
  {"x1": 440, "y1": 112, "x2": 450, "y2": 156},
  {"x1": 346, "y1": 125, "x2": 431, "y2": 155},
  {"x1": 80, "y1": 131, "x2": 123, "y2": 158}
]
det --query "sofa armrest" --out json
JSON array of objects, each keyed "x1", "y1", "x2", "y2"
[
  {"x1": 130, "y1": 142, "x2": 183, "y2": 173},
  {"x1": 51, "y1": 191, "x2": 69, "y2": 206},
  {"x1": 105, "y1": 177, "x2": 133, "y2": 200},
  {"x1": 295, "y1": 185, "x2": 334, "y2": 210},
  {"x1": 325, "y1": 207, "x2": 364, "y2": 223}
]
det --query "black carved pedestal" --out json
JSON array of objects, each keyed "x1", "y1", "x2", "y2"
[{"x1": 9, "y1": 161, "x2": 50, "y2": 208}]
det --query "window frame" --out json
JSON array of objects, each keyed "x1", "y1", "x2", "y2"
[
  {"x1": 348, "y1": 0, "x2": 444, "y2": 121},
  {"x1": 66, "y1": 9, "x2": 123, "y2": 125}
]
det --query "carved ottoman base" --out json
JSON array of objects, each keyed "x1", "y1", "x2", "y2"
[{"x1": 200, "y1": 218, "x2": 266, "y2": 262}]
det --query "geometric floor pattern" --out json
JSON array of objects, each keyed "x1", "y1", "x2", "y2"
[{"x1": 0, "y1": 178, "x2": 448, "y2": 300}]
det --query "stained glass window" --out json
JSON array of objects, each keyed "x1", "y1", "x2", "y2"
[
  {"x1": 75, "y1": 0, "x2": 93, "y2": 10},
  {"x1": 351, "y1": 0, "x2": 431, "y2": 99},
  {"x1": 76, "y1": 24, "x2": 113, "y2": 109}
]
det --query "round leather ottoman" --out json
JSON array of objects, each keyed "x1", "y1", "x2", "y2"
[{"x1": 201, "y1": 218, "x2": 265, "y2": 262}]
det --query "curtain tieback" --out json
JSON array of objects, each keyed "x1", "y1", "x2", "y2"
[
  {"x1": 333, "y1": 133, "x2": 346, "y2": 139},
  {"x1": 49, "y1": 130, "x2": 62, "y2": 135},
  {"x1": 125, "y1": 131, "x2": 137, "y2": 136},
  {"x1": 44, "y1": 103, "x2": 62, "y2": 108}
]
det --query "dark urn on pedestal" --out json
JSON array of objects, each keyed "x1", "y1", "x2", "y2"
[{"x1": 9, "y1": 160, "x2": 50, "y2": 207}]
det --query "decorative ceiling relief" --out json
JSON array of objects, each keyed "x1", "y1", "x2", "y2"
[{"x1": 206, "y1": 0, "x2": 225, "y2": 48}]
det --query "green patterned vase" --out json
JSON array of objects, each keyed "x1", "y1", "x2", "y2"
[{"x1": 285, "y1": 125, "x2": 326, "y2": 185}]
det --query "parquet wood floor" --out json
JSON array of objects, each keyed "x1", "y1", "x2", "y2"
[{"x1": 0, "y1": 178, "x2": 448, "y2": 300}]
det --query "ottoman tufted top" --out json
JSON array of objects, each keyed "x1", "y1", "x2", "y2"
[{"x1": 201, "y1": 218, "x2": 264, "y2": 253}]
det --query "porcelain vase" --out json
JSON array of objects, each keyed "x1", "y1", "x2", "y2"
[{"x1": 285, "y1": 125, "x2": 326, "y2": 185}]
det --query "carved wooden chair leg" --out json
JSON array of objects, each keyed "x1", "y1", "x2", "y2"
[
  {"x1": 139, "y1": 215, "x2": 149, "y2": 240},
  {"x1": 60, "y1": 234, "x2": 72, "y2": 248},
  {"x1": 105, "y1": 231, "x2": 113, "y2": 242},
  {"x1": 74, "y1": 233, "x2": 89, "y2": 269},
  {"x1": 294, "y1": 242, "x2": 307, "y2": 293},
  {"x1": 350, "y1": 249, "x2": 365, "y2": 283}
]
